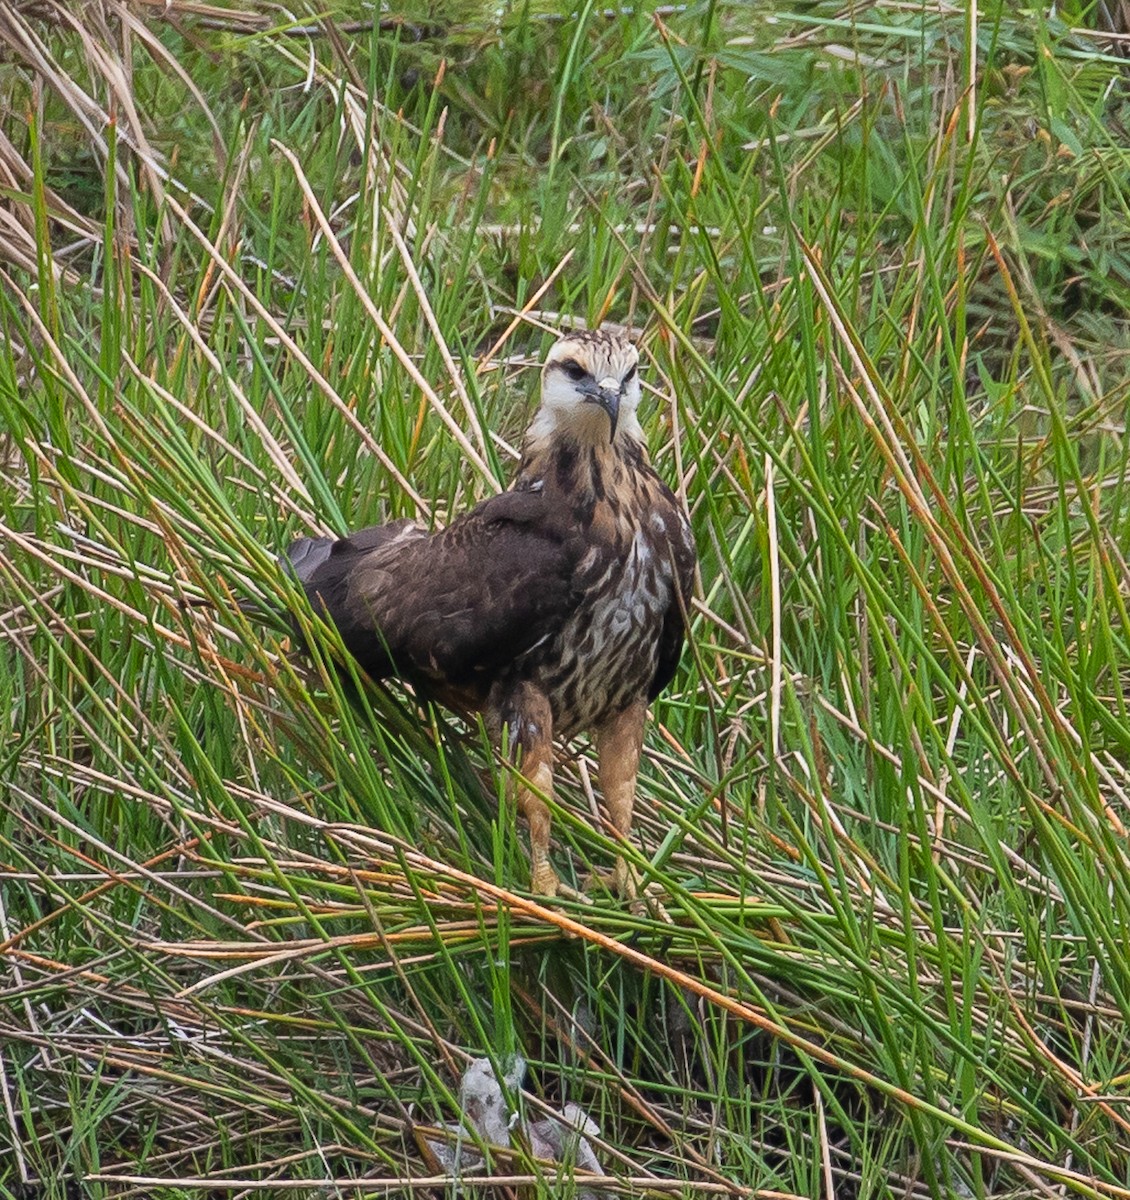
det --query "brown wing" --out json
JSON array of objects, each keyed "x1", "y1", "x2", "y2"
[
  {"x1": 288, "y1": 489, "x2": 585, "y2": 695},
  {"x1": 648, "y1": 485, "x2": 697, "y2": 701}
]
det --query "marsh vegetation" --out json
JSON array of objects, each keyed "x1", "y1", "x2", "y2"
[{"x1": 3, "y1": 1, "x2": 1130, "y2": 1196}]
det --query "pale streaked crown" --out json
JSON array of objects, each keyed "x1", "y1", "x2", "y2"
[{"x1": 529, "y1": 329, "x2": 643, "y2": 446}]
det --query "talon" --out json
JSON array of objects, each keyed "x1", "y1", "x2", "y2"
[
  {"x1": 530, "y1": 867, "x2": 592, "y2": 913},
  {"x1": 588, "y1": 860, "x2": 672, "y2": 922},
  {"x1": 554, "y1": 881, "x2": 594, "y2": 906},
  {"x1": 585, "y1": 857, "x2": 638, "y2": 900}
]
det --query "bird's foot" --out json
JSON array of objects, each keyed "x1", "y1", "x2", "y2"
[
  {"x1": 528, "y1": 861, "x2": 592, "y2": 910},
  {"x1": 587, "y1": 856, "x2": 638, "y2": 899},
  {"x1": 587, "y1": 859, "x2": 672, "y2": 922},
  {"x1": 553, "y1": 881, "x2": 594, "y2": 905}
]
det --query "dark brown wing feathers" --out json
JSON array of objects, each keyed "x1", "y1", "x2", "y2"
[
  {"x1": 649, "y1": 484, "x2": 697, "y2": 701},
  {"x1": 285, "y1": 438, "x2": 695, "y2": 729},
  {"x1": 288, "y1": 491, "x2": 585, "y2": 697}
]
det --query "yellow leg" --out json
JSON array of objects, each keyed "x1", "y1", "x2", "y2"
[
  {"x1": 593, "y1": 700, "x2": 647, "y2": 899},
  {"x1": 495, "y1": 683, "x2": 559, "y2": 897},
  {"x1": 520, "y1": 758, "x2": 558, "y2": 898}
]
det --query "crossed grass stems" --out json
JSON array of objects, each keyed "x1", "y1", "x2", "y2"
[{"x1": 3, "y1": 2, "x2": 1130, "y2": 1196}]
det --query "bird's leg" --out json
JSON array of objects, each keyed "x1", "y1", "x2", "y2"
[
  {"x1": 497, "y1": 683, "x2": 559, "y2": 898},
  {"x1": 593, "y1": 700, "x2": 647, "y2": 899}
]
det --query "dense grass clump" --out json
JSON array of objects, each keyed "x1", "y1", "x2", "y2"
[{"x1": 3, "y1": 1, "x2": 1130, "y2": 1196}]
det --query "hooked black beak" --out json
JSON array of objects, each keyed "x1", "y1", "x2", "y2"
[{"x1": 580, "y1": 381, "x2": 620, "y2": 440}]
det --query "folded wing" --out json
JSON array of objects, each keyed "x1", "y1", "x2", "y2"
[{"x1": 287, "y1": 490, "x2": 584, "y2": 695}]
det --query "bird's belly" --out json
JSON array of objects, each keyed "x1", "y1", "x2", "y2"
[{"x1": 534, "y1": 536, "x2": 670, "y2": 737}]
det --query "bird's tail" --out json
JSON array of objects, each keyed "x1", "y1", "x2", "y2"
[
  {"x1": 176, "y1": 539, "x2": 335, "y2": 630},
  {"x1": 230, "y1": 536, "x2": 336, "y2": 627},
  {"x1": 284, "y1": 536, "x2": 336, "y2": 587}
]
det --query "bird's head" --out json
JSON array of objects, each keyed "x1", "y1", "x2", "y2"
[{"x1": 531, "y1": 330, "x2": 643, "y2": 447}]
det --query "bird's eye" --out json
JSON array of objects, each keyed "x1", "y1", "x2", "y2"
[
  {"x1": 561, "y1": 360, "x2": 587, "y2": 382},
  {"x1": 623, "y1": 364, "x2": 637, "y2": 383}
]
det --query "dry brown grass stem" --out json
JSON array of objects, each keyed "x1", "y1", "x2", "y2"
[{"x1": 272, "y1": 139, "x2": 500, "y2": 491}]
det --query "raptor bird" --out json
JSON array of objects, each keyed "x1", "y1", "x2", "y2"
[{"x1": 285, "y1": 330, "x2": 696, "y2": 898}]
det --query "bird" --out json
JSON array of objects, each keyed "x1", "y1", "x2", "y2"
[{"x1": 284, "y1": 329, "x2": 697, "y2": 898}]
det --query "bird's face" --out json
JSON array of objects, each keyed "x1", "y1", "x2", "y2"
[{"x1": 536, "y1": 332, "x2": 642, "y2": 446}]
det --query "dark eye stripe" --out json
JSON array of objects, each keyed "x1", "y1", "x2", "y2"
[
  {"x1": 558, "y1": 360, "x2": 587, "y2": 382},
  {"x1": 624, "y1": 364, "x2": 637, "y2": 383}
]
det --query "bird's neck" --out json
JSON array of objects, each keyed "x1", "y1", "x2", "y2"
[{"x1": 516, "y1": 432, "x2": 648, "y2": 531}]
